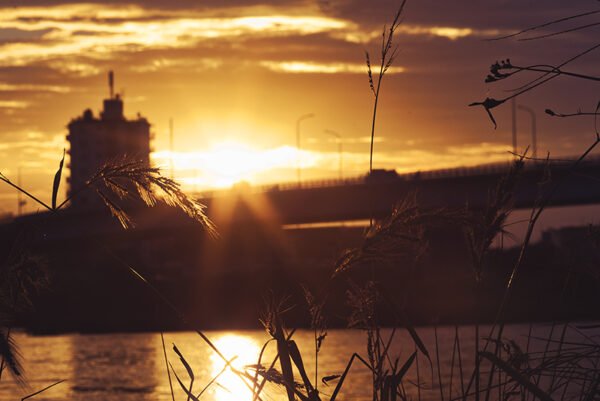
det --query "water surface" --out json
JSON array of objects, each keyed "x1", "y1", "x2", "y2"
[{"x1": 0, "y1": 324, "x2": 593, "y2": 401}]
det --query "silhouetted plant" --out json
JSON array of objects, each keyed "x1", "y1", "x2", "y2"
[
  {"x1": 0, "y1": 156, "x2": 216, "y2": 397},
  {"x1": 469, "y1": 8, "x2": 599, "y2": 128},
  {"x1": 1, "y1": 156, "x2": 215, "y2": 232},
  {"x1": 334, "y1": 194, "x2": 464, "y2": 277},
  {"x1": 366, "y1": 0, "x2": 406, "y2": 173},
  {"x1": 464, "y1": 155, "x2": 524, "y2": 281},
  {"x1": 303, "y1": 286, "x2": 327, "y2": 393}
]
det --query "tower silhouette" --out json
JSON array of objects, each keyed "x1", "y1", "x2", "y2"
[{"x1": 66, "y1": 71, "x2": 151, "y2": 209}]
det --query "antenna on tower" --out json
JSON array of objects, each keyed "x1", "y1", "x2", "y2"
[{"x1": 108, "y1": 70, "x2": 114, "y2": 99}]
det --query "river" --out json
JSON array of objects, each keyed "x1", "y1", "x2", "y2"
[{"x1": 0, "y1": 324, "x2": 595, "y2": 401}]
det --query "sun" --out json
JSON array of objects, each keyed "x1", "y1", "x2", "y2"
[
  {"x1": 203, "y1": 141, "x2": 259, "y2": 187},
  {"x1": 152, "y1": 140, "x2": 317, "y2": 190}
]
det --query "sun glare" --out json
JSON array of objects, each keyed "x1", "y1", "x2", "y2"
[
  {"x1": 210, "y1": 334, "x2": 261, "y2": 401},
  {"x1": 206, "y1": 142, "x2": 259, "y2": 185},
  {"x1": 152, "y1": 140, "x2": 318, "y2": 189}
]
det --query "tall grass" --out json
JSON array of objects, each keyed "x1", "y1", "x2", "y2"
[
  {"x1": 159, "y1": 5, "x2": 600, "y2": 401},
  {"x1": 366, "y1": 0, "x2": 406, "y2": 174},
  {"x1": 0, "y1": 156, "x2": 216, "y2": 398},
  {"x1": 1, "y1": 3, "x2": 599, "y2": 401}
]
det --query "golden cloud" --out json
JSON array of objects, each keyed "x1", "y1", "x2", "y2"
[{"x1": 260, "y1": 60, "x2": 405, "y2": 74}]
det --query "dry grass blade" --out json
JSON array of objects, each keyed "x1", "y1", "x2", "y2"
[
  {"x1": 170, "y1": 362, "x2": 200, "y2": 401},
  {"x1": 0, "y1": 329, "x2": 23, "y2": 386},
  {"x1": 68, "y1": 159, "x2": 217, "y2": 234},
  {"x1": 480, "y1": 351, "x2": 555, "y2": 401},
  {"x1": 247, "y1": 365, "x2": 305, "y2": 391},
  {"x1": 435, "y1": 326, "x2": 445, "y2": 401},
  {"x1": 173, "y1": 344, "x2": 195, "y2": 401},
  {"x1": 395, "y1": 352, "x2": 417, "y2": 382},
  {"x1": 251, "y1": 329, "x2": 297, "y2": 401},
  {"x1": 287, "y1": 340, "x2": 317, "y2": 398},
  {"x1": 274, "y1": 315, "x2": 296, "y2": 401},
  {"x1": 322, "y1": 374, "x2": 341, "y2": 385},
  {"x1": 0, "y1": 172, "x2": 51, "y2": 211},
  {"x1": 161, "y1": 333, "x2": 176, "y2": 401},
  {"x1": 261, "y1": 295, "x2": 297, "y2": 401},
  {"x1": 329, "y1": 353, "x2": 374, "y2": 401},
  {"x1": 197, "y1": 356, "x2": 237, "y2": 399},
  {"x1": 21, "y1": 379, "x2": 66, "y2": 401},
  {"x1": 96, "y1": 189, "x2": 134, "y2": 229},
  {"x1": 51, "y1": 149, "x2": 65, "y2": 210}
]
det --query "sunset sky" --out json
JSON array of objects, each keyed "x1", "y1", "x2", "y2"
[{"x1": 0, "y1": 0, "x2": 598, "y2": 215}]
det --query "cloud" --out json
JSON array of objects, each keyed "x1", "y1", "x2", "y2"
[
  {"x1": 130, "y1": 57, "x2": 222, "y2": 72},
  {"x1": 0, "y1": 82, "x2": 71, "y2": 93},
  {"x1": 0, "y1": 4, "x2": 354, "y2": 68},
  {"x1": 398, "y1": 25, "x2": 505, "y2": 40},
  {"x1": 260, "y1": 60, "x2": 405, "y2": 74},
  {"x1": 0, "y1": 3, "x2": 517, "y2": 72},
  {"x1": 45, "y1": 59, "x2": 101, "y2": 76},
  {"x1": 0, "y1": 100, "x2": 30, "y2": 109},
  {"x1": 0, "y1": 27, "x2": 55, "y2": 43}
]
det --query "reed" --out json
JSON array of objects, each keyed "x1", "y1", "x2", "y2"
[
  {"x1": 1, "y1": 3, "x2": 599, "y2": 401},
  {"x1": 0, "y1": 156, "x2": 216, "y2": 398}
]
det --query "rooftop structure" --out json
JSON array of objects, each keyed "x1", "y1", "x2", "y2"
[{"x1": 67, "y1": 71, "x2": 151, "y2": 209}]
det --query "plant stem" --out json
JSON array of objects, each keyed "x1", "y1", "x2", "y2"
[{"x1": 0, "y1": 176, "x2": 51, "y2": 211}]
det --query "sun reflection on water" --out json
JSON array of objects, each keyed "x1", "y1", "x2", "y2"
[{"x1": 210, "y1": 334, "x2": 262, "y2": 401}]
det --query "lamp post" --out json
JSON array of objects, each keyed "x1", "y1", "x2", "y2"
[
  {"x1": 511, "y1": 97, "x2": 517, "y2": 156},
  {"x1": 325, "y1": 129, "x2": 342, "y2": 180},
  {"x1": 296, "y1": 113, "x2": 314, "y2": 184},
  {"x1": 517, "y1": 104, "x2": 538, "y2": 160}
]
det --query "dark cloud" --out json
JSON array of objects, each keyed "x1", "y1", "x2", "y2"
[
  {"x1": 329, "y1": 0, "x2": 599, "y2": 30},
  {"x1": 0, "y1": 27, "x2": 54, "y2": 44},
  {"x1": 1, "y1": 0, "x2": 308, "y2": 10}
]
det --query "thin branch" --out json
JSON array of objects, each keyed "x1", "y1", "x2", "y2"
[
  {"x1": 545, "y1": 109, "x2": 600, "y2": 118},
  {"x1": 0, "y1": 175, "x2": 52, "y2": 211},
  {"x1": 471, "y1": 43, "x2": 600, "y2": 127},
  {"x1": 161, "y1": 333, "x2": 176, "y2": 401},
  {"x1": 519, "y1": 21, "x2": 600, "y2": 41},
  {"x1": 488, "y1": 9, "x2": 600, "y2": 41},
  {"x1": 21, "y1": 380, "x2": 66, "y2": 401},
  {"x1": 506, "y1": 151, "x2": 581, "y2": 163},
  {"x1": 493, "y1": 64, "x2": 600, "y2": 84}
]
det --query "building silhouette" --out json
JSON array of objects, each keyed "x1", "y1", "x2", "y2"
[{"x1": 66, "y1": 71, "x2": 151, "y2": 209}]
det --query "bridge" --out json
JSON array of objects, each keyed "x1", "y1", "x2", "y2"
[
  {"x1": 9, "y1": 156, "x2": 600, "y2": 332},
  {"x1": 198, "y1": 157, "x2": 600, "y2": 225}
]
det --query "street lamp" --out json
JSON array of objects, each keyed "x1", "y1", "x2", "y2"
[
  {"x1": 325, "y1": 129, "x2": 343, "y2": 180},
  {"x1": 517, "y1": 104, "x2": 538, "y2": 160},
  {"x1": 296, "y1": 113, "x2": 314, "y2": 184},
  {"x1": 512, "y1": 99, "x2": 539, "y2": 159},
  {"x1": 511, "y1": 97, "x2": 517, "y2": 156}
]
